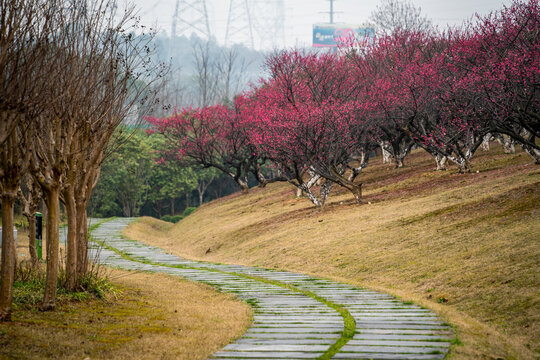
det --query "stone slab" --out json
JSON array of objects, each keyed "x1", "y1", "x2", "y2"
[{"x1": 89, "y1": 218, "x2": 453, "y2": 360}]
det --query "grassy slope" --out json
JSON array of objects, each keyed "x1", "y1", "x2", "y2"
[{"x1": 126, "y1": 145, "x2": 539, "y2": 360}]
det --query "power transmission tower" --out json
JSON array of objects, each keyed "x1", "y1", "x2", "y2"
[
  {"x1": 171, "y1": 0, "x2": 212, "y2": 40},
  {"x1": 320, "y1": 0, "x2": 341, "y2": 24},
  {"x1": 251, "y1": 0, "x2": 285, "y2": 50},
  {"x1": 225, "y1": 0, "x2": 254, "y2": 49}
]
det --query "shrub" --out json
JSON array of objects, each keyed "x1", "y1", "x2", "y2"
[
  {"x1": 13, "y1": 259, "x2": 118, "y2": 308},
  {"x1": 171, "y1": 215, "x2": 184, "y2": 223},
  {"x1": 161, "y1": 208, "x2": 195, "y2": 223},
  {"x1": 161, "y1": 215, "x2": 173, "y2": 223},
  {"x1": 160, "y1": 214, "x2": 184, "y2": 223},
  {"x1": 183, "y1": 207, "x2": 197, "y2": 217},
  {"x1": 14, "y1": 216, "x2": 29, "y2": 231}
]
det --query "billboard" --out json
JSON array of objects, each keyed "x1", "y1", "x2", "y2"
[{"x1": 313, "y1": 24, "x2": 374, "y2": 48}]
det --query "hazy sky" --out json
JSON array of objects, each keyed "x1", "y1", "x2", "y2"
[{"x1": 128, "y1": 0, "x2": 512, "y2": 48}]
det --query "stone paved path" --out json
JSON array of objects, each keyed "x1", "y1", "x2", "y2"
[{"x1": 88, "y1": 218, "x2": 454, "y2": 359}]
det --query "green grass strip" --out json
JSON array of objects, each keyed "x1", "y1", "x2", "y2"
[
  {"x1": 87, "y1": 217, "x2": 116, "y2": 234},
  {"x1": 90, "y1": 219, "x2": 356, "y2": 360}
]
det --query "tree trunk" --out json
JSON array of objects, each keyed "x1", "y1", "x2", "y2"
[
  {"x1": 521, "y1": 143, "x2": 540, "y2": 164},
  {"x1": 253, "y1": 163, "x2": 269, "y2": 188},
  {"x1": 394, "y1": 157, "x2": 404, "y2": 168},
  {"x1": 504, "y1": 141, "x2": 515, "y2": 154},
  {"x1": 237, "y1": 178, "x2": 249, "y2": 193},
  {"x1": 319, "y1": 181, "x2": 333, "y2": 207},
  {"x1": 41, "y1": 199, "x2": 48, "y2": 232},
  {"x1": 170, "y1": 198, "x2": 175, "y2": 215},
  {"x1": 19, "y1": 180, "x2": 39, "y2": 268},
  {"x1": 122, "y1": 201, "x2": 131, "y2": 217},
  {"x1": 63, "y1": 190, "x2": 77, "y2": 291},
  {"x1": 76, "y1": 208, "x2": 88, "y2": 279},
  {"x1": 349, "y1": 183, "x2": 362, "y2": 204},
  {"x1": 27, "y1": 213, "x2": 38, "y2": 268},
  {"x1": 328, "y1": 165, "x2": 363, "y2": 204},
  {"x1": 42, "y1": 186, "x2": 60, "y2": 311},
  {"x1": 497, "y1": 135, "x2": 515, "y2": 154},
  {"x1": 481, "y1": 134, "x2": 491, "y2": 151},
  {"x1": 299, "y1": 184, "x2": 321, "y2": 207},
  {"x1": 0, "y1": 190, "x2": 17, "y2": 321},
  {"x1": 457, "y1": 158, "x2": 471, "y2": 173},
  {"x1": 198, "y1": 190, "x2": 204, "y2": 206},
  {"x1": 435, "y1": 154, "x2": 447, "y2": 171},
  {"x1": 356, "y1": 151, "x2": 366, "y2": 165},
  {"x1": 381, "y1": 145, "x2": 392, "y2": 164}
]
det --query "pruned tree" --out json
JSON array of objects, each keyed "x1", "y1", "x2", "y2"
[
  {"x1": 17, "y1": 175, "x2": 42, "y2": 268},
  {"x1": 0, "y1": 0, "x2": 59, "y2": 321},
  {"x1": 66, "y1": 0, "x2": 164, "y2": 289},
  {"x1": 451, "y1": 0, "x2": 540, "y2": 163},
  {"x1": 148, "y1": 103, "x2": 257, "y2": 192},
  {"x1": 250, "y1": 51, "x2": 378, "y2": 206},
  {"x1": 31, "y1": 96, "x2": 78, "y2": 309},
  {"x1": 349, "y1": 30, "x2": 489, "y2": 173},
  {"x1": 0, "y1": 124, "x2": 34, "y2": 320},
  {"x1": 0, "y1": 0, "x2": 51, "y2": 145},
  {"x1": 17, "y1": 0, "x2": 166, "y2": 306}
]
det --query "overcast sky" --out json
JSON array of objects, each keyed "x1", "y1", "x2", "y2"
[{"x1": 127, "y1": 0, "x2": 513, "y2": 48}]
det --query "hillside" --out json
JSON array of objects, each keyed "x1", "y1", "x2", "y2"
[{"x1": 125, "y1": 144, "x2": 540, "y2": 359}]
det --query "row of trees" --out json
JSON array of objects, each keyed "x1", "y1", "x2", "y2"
[
  {"x1": 88, "y1": 130, "x2": 240, "y2": 219},
  {"x1": 0, "y1": 0, "x2": 163, "y2": 320},
  {"x1": 149, "y1": 0, "x2": 539, "y2": 207}
]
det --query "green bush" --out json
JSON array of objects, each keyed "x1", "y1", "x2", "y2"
[
  {"x1": 161, "y1": 208, "x2": 195, "y2": 223},
  {"x1": 183, "y1": 207, "x2": 197, "y2": 217},
  {"x1": 14, "y1": 216, "x2": 29, "y2": 231},
  {"x1": 161, "y1": 215, "x2": 173, "y2": 223},
  {"x1": 160, "y1": 214, "x2": 184, "y2": 223},
  {"x1": 171, "y1": 215, "x2": 184, "y2": 223},
  {"x1": 13, "y1": 260, "x2": 117, "y2": 308}
]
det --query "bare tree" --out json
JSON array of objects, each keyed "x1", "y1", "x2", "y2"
[
  {"x1": 369, "y1": 0, "x2": 432, "y2": 35},
  {"x1": 0, "y1": 0, "x2": 60, "y2": 321},
  {"x1": 0, "y1": 0, "x2": 45, "y2": 144},
  {"x1": 62, "y1": 0, "x2": 165, "y2": 291},
  {"x1": 151, "y1": 68, "x2": 186, "y2": 118},
  {"x1": 193, "y1": 41, "x2": 220, "y2": 106},
  {"x1": 31, "y1": 112, "x2": 77, "y2": 310},
  {"x1": 17, "y1": 0, "x2": 165, "y2": 307},
  {"x1": 217, "y1": 47, "x2": 250, "y2": 104},
  {"x1": 0, "y1": 125, "x2": 33, "y2": 320},
  {"x1": 18, "y1": 175, "x2": 42, "y2": 268}
]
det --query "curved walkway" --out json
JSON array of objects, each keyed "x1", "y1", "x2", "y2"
[{"x1": 89, "y1": 218, "x2": 453, "y2": 359}]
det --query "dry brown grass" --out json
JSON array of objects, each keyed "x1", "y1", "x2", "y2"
[
  {"x1": 0, "y1": 263, "x2": 251, "y2": 359},
  {"x1": 126, "y1": 144, "x2": 539, "y2": 360}
]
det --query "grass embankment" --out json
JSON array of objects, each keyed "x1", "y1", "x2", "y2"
[
  {"x1": 125, "y1": 144, "x2": 539, "y2": 360},
  {"x1": 1, "y1": 231, "x2": 252, "y2": 359}
]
